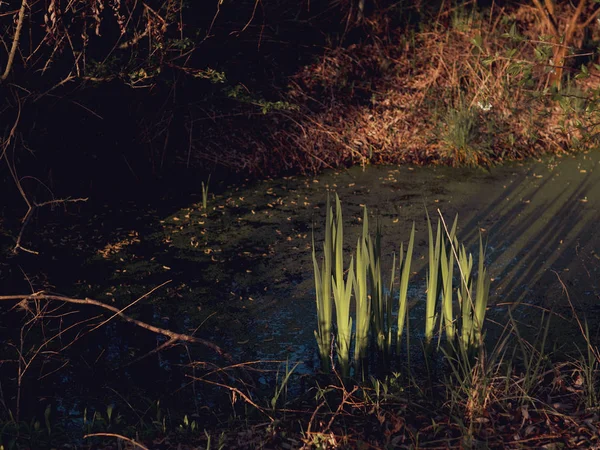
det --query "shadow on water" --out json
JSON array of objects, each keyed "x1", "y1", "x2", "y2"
[
  {"x1": 453, "y1": 154, "x2": 600, "y2": 347},
  {"x1": 2, "y1": 151, "x2": 600, "y2": 427}
]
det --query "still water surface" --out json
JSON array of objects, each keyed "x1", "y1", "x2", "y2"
[{"x1": 6, "y1": 150, "x2": 600, "y2": 418}]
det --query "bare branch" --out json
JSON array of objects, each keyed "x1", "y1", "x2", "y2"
[
  {"x1": 531, "y1": 0, "x2": 559, "y2": 35},
  {"x1": 564, "y1": 0, "x2": 588, "y2": 45},
  {"x1": 580, "y1": 6, "x2": 600, "y2": 29},
  {"x1": 0, "y1": 292, "x2": 233, "y2": 361},
  {"x1": 11, "y1": 196, "x2": 88, "y2": 255},
  {"x1": 1, "y1": 0, "x2": 27, "y2": 82}
]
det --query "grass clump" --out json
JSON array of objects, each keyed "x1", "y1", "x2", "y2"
[
  {"x1": 312, "y1": 195, "x2": 490, "y2": 377},
  {"x1": 441, "y1": 105, "x2": 492, "y2": 167}
]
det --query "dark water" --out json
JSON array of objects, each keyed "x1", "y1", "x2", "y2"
[{"x1": 2, "y1": 150, "x2": 600, "y2": 435}]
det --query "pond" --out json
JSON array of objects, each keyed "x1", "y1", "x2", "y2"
[{"x1": 3, "y1": 150, "x2": 600, "y2": 428}]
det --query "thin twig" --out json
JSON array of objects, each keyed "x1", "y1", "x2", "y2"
[
  {"x1": 0, "y1": 0, "x2": 27, "y2": 82},
  {"x1": 554, "y1": 271, "x2": 600, "y2": 362},
  {"x1": 84, "y1": 433, "x2": 149, "y2": 450},
  {"x1": 12, "y1": 197, "x2": 88, "y2": 255},
  {"x1": 192, "y1": 376, "x2": 271, "y2": 420},
  {"x1": 88, "y1": 279, "x2": 171, "y2": 333}
]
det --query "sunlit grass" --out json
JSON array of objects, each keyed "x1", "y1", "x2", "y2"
[
  {"x1": 312, "y1": 198, "x2": 492, "y2": 378},
  {"x1": 425, "y1": 213, "x2": 442, "y2": 346},
  {"x1": 473, "y1": 234, "x2": 490, "y2": 346},
  {"x1": 440, "y1": 214, "x2": 458, "y2": 343},
  {"x1": 312, "y1": 195, "x2": 417, "y2": 376},
  {"x1": 456, "y1": 234, "x2": 490, "y2": 352},
  {"x1": 438, "y1": 211, "x2": 489, "y2": 354},
  {"x1": 331, "y1": 194, "x2": 353, "y2": 378},
  {"x1": 353, "y1": 207, "x2": 371, "y2": 376},
  {"x1": 201, "y1": 175, "x2": 211, "y2": 211},
  {"x1": 312, "y1": 196, "x2": 333, "y2": 372},
  {"x1": 367, "y1": 219, "x2": 387, "y2": 357},
  {"x1": 396, "y1": 223, "x2": 415, "y2": 354},
  {"x1": 457, "y1": 242, "x2": 474, "y2": 349}
]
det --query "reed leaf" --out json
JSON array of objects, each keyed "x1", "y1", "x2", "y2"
[
  {"x1": 353, "y1": 207, "x2": 371, "y2": 374},
  {"x1": 333, "y1": 194, "x2": 344, "y2": 288},
  {"x1": 333, "y1": 256, "x2": 354, "y2": 378},
  {"x1": 439, "y1": 213, "x2": 459, "y2": 343},
  {"x1": 397, "y1": 222, "x2": 415, "y2": 352},
  {"x1": 201, "y1": 175, "x2": 211, "y2": 211},
  {"x1": 457, "y1": 243, "x2": 474, "y2": 349},
  {"x1": 456, "y1": 234, "x2": 490, "y2": 352},
  {"x1": 425, "y1": 214, "x2": 443, "y2": 345},
  {"x1": 440, "y1": 241, "x2": 455, "y2": 341},
  {"x1": 385, "y1": 251, "x2": 396, "y2": 358},
  {"x1": 473, "y1": 234, "x2": 490, "y2": 345},
  {"x1": 312, "y1": 196, "x2": 333, "y2": 371},
  {"x1": 367, "y1": 222, "x2": 386, "y2": 355},
  {"x1": 331, "y1": 194, "x2": 353, "y2": 378}
]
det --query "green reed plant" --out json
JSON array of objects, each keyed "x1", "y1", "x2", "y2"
[
  {"x1": 367, "y1": 220, "x2": 387, "y2": 356},
  {"x1": 458, "y1": 236, "x2": 490, "y2": 352},
  {"x1": 312, "y1": 196, "x2": 334, "y2": 372},
  {"x1": 355, "y1": 206, "x2": 414, "y2": 373},
  {"x1": 441, "y1": 104, "x2": 493, "y2": 167},
  {"x1": 425, "y1": 214, "x2": 443, "y2": 346},
  {"x1": 312, "y1": 198, "x2": 489, "y2": 378},
  {"x1": 440, "y1": 242, "x2": 455, "y2": 341},
  {"x1": 384, "y1": 251, "x2": 396, "y2": 360},
  {"x1": 472, "y1": 234, "x2": 490, "y2": 345},
  {"x1": 353, "y1": 208, "x2": 371, "y2": 375},
  {"x1": 440, "y1": 215, "x2": 458, "y2": 342},
  {"x1": 396, "y1": 223, "x2": 415, "y2": 353},
  {"x1": 457, "y1": 243, "x2": 474, "y2": 349},
  {"x1": 332, "y1": 194, "x2": 353, "y2": 378},
  {"x1": 201, "y1": 175, "x2": 211, "y2": 211},
  {"x1": 271, "y1": 360, "x2": 300, "y2": 409},
  {"x1": 332, "y1": 260, "x2": 354, "y2": 379}
]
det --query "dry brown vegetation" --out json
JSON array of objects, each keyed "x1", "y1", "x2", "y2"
[{"x1": 189, "y1": 2, "x2": 600, "y2": 175}]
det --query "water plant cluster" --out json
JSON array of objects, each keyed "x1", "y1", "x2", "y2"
[{"x1": 312, "y1": 194, "x2": 491, "y2": 378}]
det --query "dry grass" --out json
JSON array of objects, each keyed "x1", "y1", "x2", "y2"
[{"x1": 186, "y1": 3, "x2": 600, "y2": 174}]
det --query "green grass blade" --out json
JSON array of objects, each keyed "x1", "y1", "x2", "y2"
[
  {"x1": 333, "y1": 256, "x2": 354, "y2": 378},
  {"x1": 354, "y1": 230, "x2": 371, "y2": 376},
  {"x1": 439, "y1": 212, "x2": 459, "y2": 343},
  {"x1": 367, "y1": 228, "x2": 385, "y2": 354},
  {"x1": 425, "y1": 213, "x2": 442, "y2": 345},
  {"x1": 440, "y1": 238, "x2": 455, "y2": 341},
  {"x1": 473, "y1": 233, "x2": 490, "y2": 346},
  {"x1": 457, "y1": 244, "x2": 473, "y2": 350},
  {"x1": 331, "y1": 194, "x2": 353, "y2": 378},
  {"x1": 386, "y1": 250, "x2": 396, "y2": 356},
  {"x1": 397, "y1": 222, "x2": 415, "y2": 352},
  {"x1": 312, "y1": 195, "x2": 333, "y2": 372}
]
